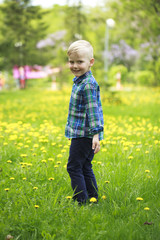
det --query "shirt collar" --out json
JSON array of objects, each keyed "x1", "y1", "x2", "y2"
[{"x1": 73, "y1": 70, "x2": 92, "y2": 84}]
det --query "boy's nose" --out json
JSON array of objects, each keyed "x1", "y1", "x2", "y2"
[{"x1": 73, "y1": 62, "x2": 78, "y2": 68}]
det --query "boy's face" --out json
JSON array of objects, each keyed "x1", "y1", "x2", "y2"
[{"x1": 68, "y1": 50, "x2": 94, "y2": 77}]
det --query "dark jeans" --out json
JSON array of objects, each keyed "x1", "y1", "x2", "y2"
[{"x1": 67, "y1": 137, "x2": 98, "y2": 203}]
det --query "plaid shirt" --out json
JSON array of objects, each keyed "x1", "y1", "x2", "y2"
[{"x1": 65, "y1": 71, "x2": 104, "y2": 140}]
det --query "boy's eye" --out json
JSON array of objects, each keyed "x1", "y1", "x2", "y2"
[
  {"x1": 69, "y1": 61, "x2": 74, "y2": 64},
  {"x1": 77, "y1": 61, "x2": 83, "y2": 64}
]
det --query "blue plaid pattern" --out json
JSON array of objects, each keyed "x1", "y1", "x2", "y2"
[{"x1": 65, "y1": 71, "x2": 104, "y2": 140}]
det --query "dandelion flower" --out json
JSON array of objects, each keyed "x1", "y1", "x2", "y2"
[
  {"x1": 27, "y1": 163, "x2": 32, "y2": 167},
  {"x1": 48, "y1": 177, "x2": 55, "y2": 181},
  {"x1": 145, "y1": 170, "x2": 150, "y2": 173},
  {"x1": 144, "y1": 207, "x2": 150, "y2": 211},
  {"x1": 123, "y1": 147, "x2": 128, "y2": 151},
  {"x1": 145, "y1": 151, "x2": 149, "y2": 154},
  {"x1": 10, "y1": 177, "x2": 15, "y2": 180},
  {"x1": 136, "y1": 197, "x2": 143, "y2": 201},
  {"x1": 90, "y1": 197, "x2": 97, "y2": 203},
  {"x1": 23, "y1": 177, "x2": 27, "y2": 180},
  {"x1": 41, "y1": 160, "x2": 47, "y2": 163},
  {"x1": 34, "y1": 205, "x2": 39, "y2": 208},
  {"x1": 97, "y1": 161, "x2": 102, "y2": 165},
  {"x1": 20, "y1": 154, "x2": 27, "y2": 158},
  {"x1": 3, "y1": 142, "x2": 8, "y2": 146},
  {"x1": 102, "y1": 195, "x2": 106, "y2": 200},
  {"x1": 66, "y1": 196, "x2": 72, "y2": 199},
  {"x1": 102, "y1": 148, "x2": 107, "y2": 152},
  {"x1": 4, "y1": 188, "x2": 10, "y2": 192},
  {"x1": 105, "y1": 181, "x2": 110, "y2": 184},
  {"x1": 33, "y1": 187, "x2": 38, "y2": 190},
  {"x1": 128, "y1": 156, "x2": 133, "y2": 159},
  {"x1": 57, "y1": 154, "x2": 62, "y2": 158},
  {"x1": 33, "y1": 144, "x2": 39, "y2": 148},
  {"x1": 7, "y1": 160, "x2": 12, "y2": 163}
]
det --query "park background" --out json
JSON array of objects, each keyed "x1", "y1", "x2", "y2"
[{"x1": 0, "y1": 0, "x2": 160, "y2": 240}]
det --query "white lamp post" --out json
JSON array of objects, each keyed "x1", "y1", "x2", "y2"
[{"x1": 104, "y1": 18, "x2": 115, "y2": 81}]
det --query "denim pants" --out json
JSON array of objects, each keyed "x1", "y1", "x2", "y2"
[{"x1": 67, "y1": 137, "x2": 98, "y2": 203}]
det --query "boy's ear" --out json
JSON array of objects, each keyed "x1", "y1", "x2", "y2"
[{"x1": 90, "y1": 58, "x2": 94, "y2": 67}]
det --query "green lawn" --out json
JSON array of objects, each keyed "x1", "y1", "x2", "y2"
[{"x1": 0, "y1": 87, "x2": 160, "y2": 240}]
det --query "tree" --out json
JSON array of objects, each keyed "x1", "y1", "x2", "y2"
[{"x1": 0, "y1": 0, "x2": 48, "y2": 69}]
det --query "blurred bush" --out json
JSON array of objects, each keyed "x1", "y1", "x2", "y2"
[
  {"x1": 135, "y1": 70, "x2": 155, "y2": 86},
  {"x1": 108, "y1": 65, "x2": 128, "y2": 85}
]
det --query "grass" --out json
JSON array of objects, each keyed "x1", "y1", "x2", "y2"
[{"x1": 0, "y1": 86, "x2": 160, "y2": 240}]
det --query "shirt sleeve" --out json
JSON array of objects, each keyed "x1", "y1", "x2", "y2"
[{"x1": 84, "y1": 83, "x2": 103, "y2": 135}]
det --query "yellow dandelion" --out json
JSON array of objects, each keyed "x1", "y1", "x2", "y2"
[
  {"x1": 123, "y1": 147, "x2": 128, "y2": 151},
  {"x1": 105, "y1": 181, "x2": 110, "y2": 184},
  {"x1": 48, "y1": 158, "x2": 54, "y2": 161},
  {"x1": 145, "y1": 170, "x2": 150, "y2": 173},
  {"x1": 7, "y1": 160, "x2": 12, "y2": 163},
  {"x1": 61, "y1": 149, "x2": 66, "y2": 153},
  {"x1": 57, "y1": 154, "x2": 62, "y2": 158},
  {"x1": 34, "y1": 205, "x2": 39, "y2": 208},
  {"x1": 97, "y1": 161, "x2": 102, "y2": 165},
  {"x1": 66, "y1": 196, "x2": 72, "y2": 199},
  {"x1": 144, "y1": 207, "x2": 150, "y2": 211},
  {"x1": 90, "y1": 197, "x2": 97, "y2": 203},
  {"x1": 52, "y1": 142, "x2": 56, "y2": 146},
  {"x1": 48, "y1": 177, "x2": 55, "y2": 181},
  {"x1": 128, "y1": 156, "x2": 133, "y2": 159},
  {"x1": 3, "y1": 142, "x2": 8, "y2": 146},
  {"x1": 136, "y1": 148, "x2": 140, "y2": 152},
  {"x1": 24, "y1": 145, "x2": 29, "y2": 148},
  {"x1": 23, "y1": 177, "x2": 27, "y2": 180},
  {"x1": 18, "y1": 143, "x2": 23, "y2": 146},
  {"x1": 145, "y1": 151, "x2": 149, "y2": 154},
  {"x1": 41, "y1": 160, "x2": 47, "y2": 163},
  {"x1": 33, "y1": 187, "x2": 38, "y2": 190},
  {"x1": 102, "y1": 195, "x2": 106, "y2": 200},
  {"x1": 54, "y1": 165, "x2": 58, "y2": 168},
  {"x1": 57, "y1": 161, "x2": 61, "y2": 164},
  {"x1": 32, "y1": 153, "x2": 37, "y2": 156},
  {"x1": 27, "y1": 163, "x2": 32, "y2": 167},
  {"x1": 33, "y1": 144, "x2": 39, "y2": 148},
  {"x1": 102, "y1": 148, "x2": 107, "y2": 152},
  {"x1": 136, "y1": 197, "x2": 143, "y2": 201},
  {"x1": 4, "y1": 188, "x2": 10, "y2": 192},
  {"x1": 10, "y1": 177, "x2": 15, "y2": 180}
]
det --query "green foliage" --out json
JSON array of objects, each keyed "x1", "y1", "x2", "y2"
[
  {"x1": 155, "y1": 58, "x2": 160, "y2": 85},
  {"x1": 108, "y1": 65, "x2": 128, "y2": 85},
  {"x1": 135, "y1": 70, "x2": 155, "y2": 86},
  {"x1": 0, "y1": 0, "x2": 48, "y2": 68}
]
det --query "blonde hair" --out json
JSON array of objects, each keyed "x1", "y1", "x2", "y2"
[{"x1": 67, "y1": 40, "x2": 94, "y2": 59}]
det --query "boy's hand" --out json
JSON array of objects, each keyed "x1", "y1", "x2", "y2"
[{"x1": 92, "y1": 134, "x2": 100, "y2": 154}]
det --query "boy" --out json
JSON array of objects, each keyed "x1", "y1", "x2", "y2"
[{"x1": 65, "y1": 40, "x2": 104, "y2": 204}]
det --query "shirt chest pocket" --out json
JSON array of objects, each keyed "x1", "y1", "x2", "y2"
[{"x1": 71, "y1": 89, "x2": 85, "y2": 112}]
